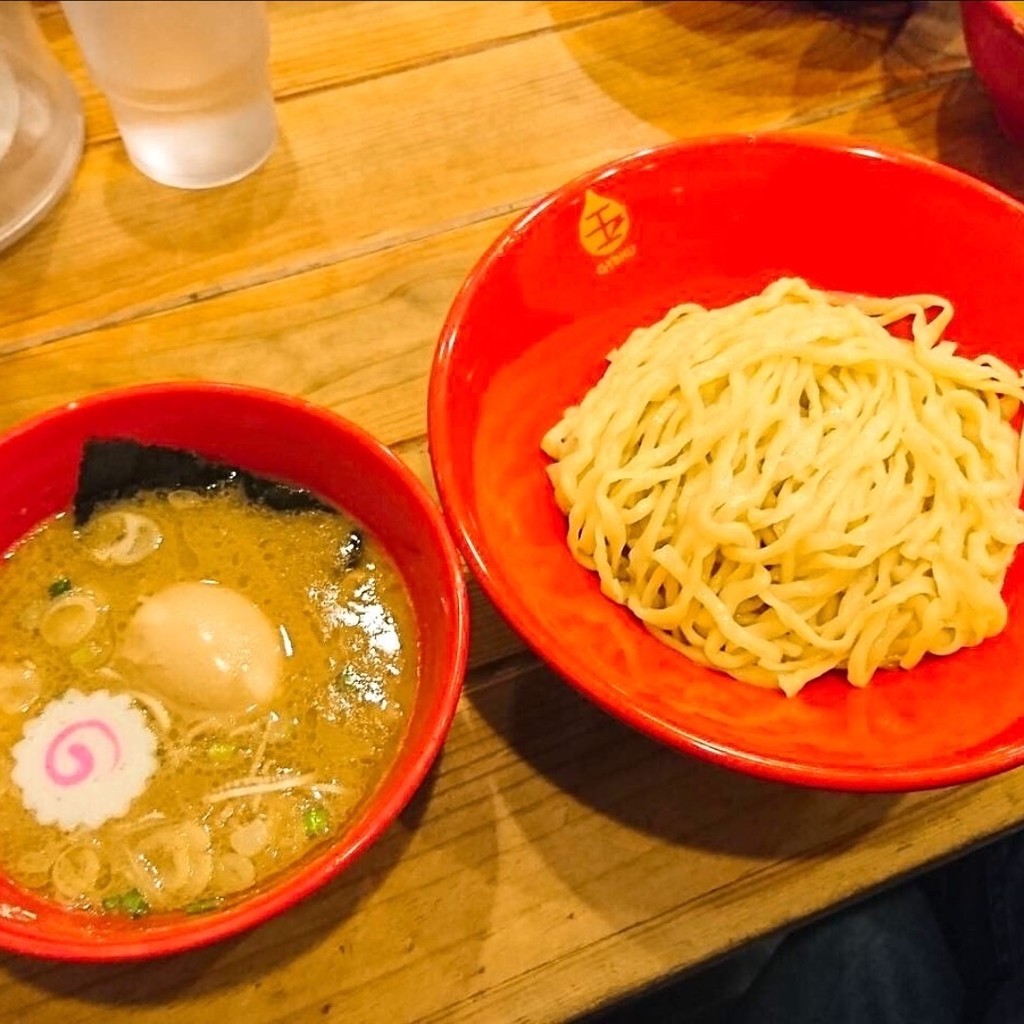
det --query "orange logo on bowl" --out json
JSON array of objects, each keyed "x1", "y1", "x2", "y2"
[{"x1": 578, "y1": 189, "x2": 637, "y2": 274}]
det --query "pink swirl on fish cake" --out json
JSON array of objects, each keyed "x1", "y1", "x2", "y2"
[{"x1": 44, "y1": 719, "x2": 122, "y2": 787}]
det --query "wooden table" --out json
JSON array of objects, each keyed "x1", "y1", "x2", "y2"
[{"x1": 3, "y1": 1, "x2": 1024, "y2": 1021}]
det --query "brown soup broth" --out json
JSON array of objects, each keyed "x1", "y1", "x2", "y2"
[{"x1": 0, "y1": 485, "x2": 417, "y2": 915}]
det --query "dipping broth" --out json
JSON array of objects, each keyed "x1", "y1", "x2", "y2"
[{"x1": 0, "y1": 485, "x2": 417, "y2": 916}]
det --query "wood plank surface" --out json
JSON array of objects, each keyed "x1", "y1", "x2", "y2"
[
  {"x1": 2, "y1": 1, "x2": 1024, "y2": 1022},
  {"x1": 7, "y1": 1, "x2": 967, "y2": 351},
  {"x1": 3, "y1": 656, "x2": 1024, "y2": 1024},
  {"x1": 37, "y1": 1, "x2": 642, "y2": 147}
]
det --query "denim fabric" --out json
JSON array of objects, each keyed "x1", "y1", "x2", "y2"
[
  {"x1": 929, "y1": 830, "x2": 1024, "y2": 1024},
  {"x1": 984, "y1": 972, "x2": 1024, "y2": 1024},
  {"x1": 732, "y1": 831, "x2": 1024, "y2": 1024},
  {"x1": 925, "y1": 831, "x2": 1024, "y2": 1015},
  {"x1": 733, "y1": 884, "x2": 963, "y2": 1024}
]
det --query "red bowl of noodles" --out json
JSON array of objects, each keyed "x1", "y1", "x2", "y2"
[
  {"x1": 428, "y1": 133, "x2": 1024, "y2": 792},
  {"x1": 0, "y1": 382, "x2": 468, "y2": 960}
]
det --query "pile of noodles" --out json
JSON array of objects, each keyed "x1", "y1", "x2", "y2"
[{"x1": 542, "y1": 277, "x2": 1024, "y2": 696}]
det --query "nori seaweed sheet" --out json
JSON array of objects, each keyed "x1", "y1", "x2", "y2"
[{"x1": 74, "y1": 439, "x2": 335, "y2": 525}]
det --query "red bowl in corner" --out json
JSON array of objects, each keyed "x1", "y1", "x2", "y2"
[
  {"x1": 962, "y1": 0, "x2": 1024, "y2": 144},
  {"x1": 428, "y1": 133, "x2": 1024, "y2": 793},
  {"x1": 0, "y1": 382, "x2": 469, "y2": 960}
]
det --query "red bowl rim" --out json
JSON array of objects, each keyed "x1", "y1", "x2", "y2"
[
  {"x1": 427, "y1": 131, "x2": 1024, "y2": 793},
  {"x1": 987, "y1": 1, "x2": 1024, "y2": 27},
  {"x1": 0, "y1": 381, "x2": 470, "y2": 961}
]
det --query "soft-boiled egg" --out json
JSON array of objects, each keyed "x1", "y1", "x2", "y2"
[{"x1": 120, "y1": 581, "x2": 283, "y2": 717}]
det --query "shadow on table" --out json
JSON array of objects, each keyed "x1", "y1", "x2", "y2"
[
  {"x1": 899, "y1": 73, "x2": 1024, "y2": 203},
  {"x1": 0, "y1": 762, "x2": 440, "y2": 1010},
  {"x1": 465, "y1": 657, "x2": 900, "y2": 1021},
  {"x1": 539, "y1": 0, "x2": 938, "y2": 146},
  {"x1": 0, "y1": 184, "x2": 75, "y2": 354},
  {"x1": 467, "y1": 655, "x2": 899, "y2": 860},
  {"x1": 99, "y1": 128, "x2": 298, "y2": 255}
]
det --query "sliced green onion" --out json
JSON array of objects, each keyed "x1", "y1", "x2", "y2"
[
  {"x1": 101, "y1": 888, "x2": 150, "y2": 918},
  {"x1": 40, "y1": 593, "x2": 100, "y2": 648},
  {"x1": 69, "y1": 640, "x2": 106, "y2": 670},
  {"x1": 303, "y1": 805, "x2": 330, "y2": 838},
  {"x1": 122, "y1": 889, "x2": 150, "y2": 917},
  {"x1": 184, "y1": 897, "x2": 222, "y2": 915},
  {"x1": 48, "y1": 577, "x2": 72, "y2": 599},
  {"x1": 207, "y1": 741, "x2": 236, "y2": 762}
]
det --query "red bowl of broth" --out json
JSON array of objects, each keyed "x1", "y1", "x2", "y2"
[
  {"x1": 961, "y1": 1, "x2": 1024, "y2": 146},
  {"x1": 428, "y1": 133, "x2": 1024, "y2": 792},
  {"x1": 0, "y1": 382, "x2": 468, "y2": 960}
]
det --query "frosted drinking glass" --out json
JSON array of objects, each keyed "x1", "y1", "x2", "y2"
[{"x1": 61, "y1": 0, "x2": 277, "y2": 189}]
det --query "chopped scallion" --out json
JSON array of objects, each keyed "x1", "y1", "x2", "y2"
[
  {"x1": 101, "y1": 888, "x2": 150, "y2": 918},
  {"x1": 69, "y1": 641, "x2": 105, "y2": 670},
  {"x1": 207, "y1": 741, "x2": 236, "y2": 762},
  {"x1": 48, "y1": 577, "x2": 72, "y2": 598},
  {"x1": 184, "y1": 897, "x2": 222, "y2": 915},
  {"x1": 303, "y1": 805, "x2": 331, "y2": 838}
]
